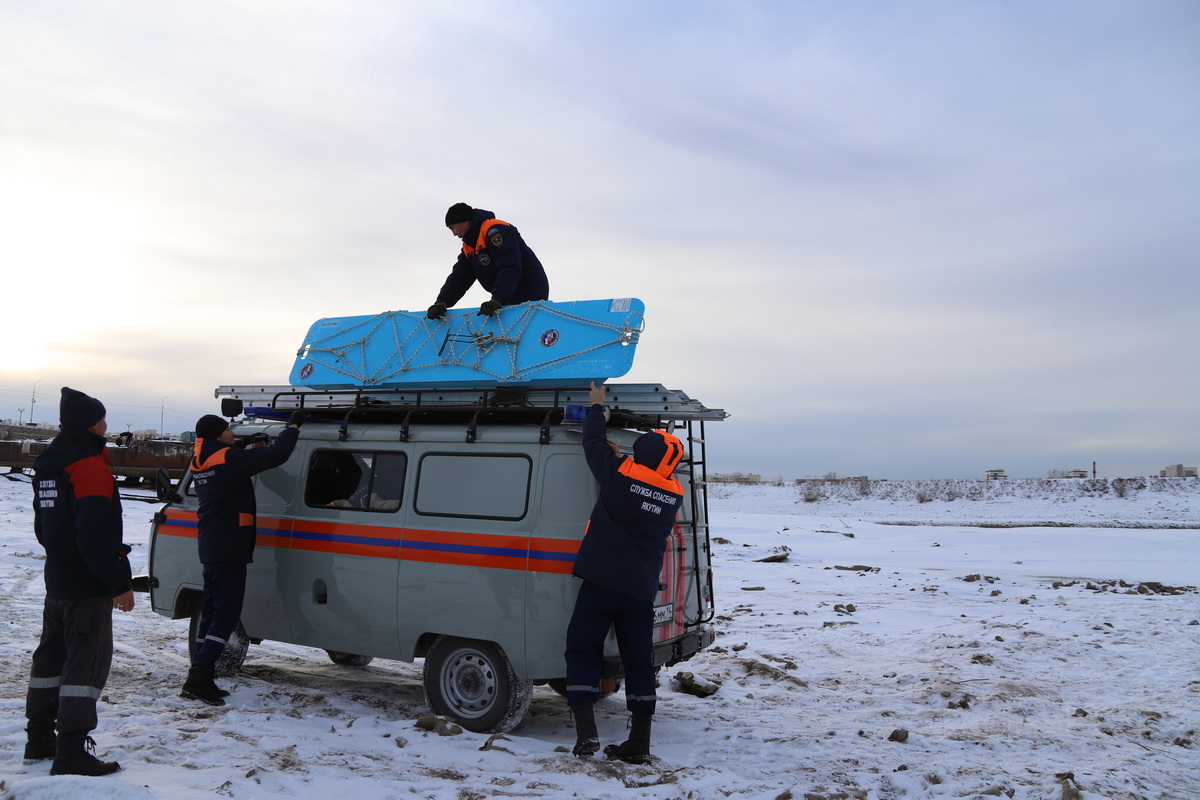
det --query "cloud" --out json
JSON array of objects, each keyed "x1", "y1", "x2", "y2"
[{"x1": 1, "y1": 1, "x2": 1196, "y2": 477}]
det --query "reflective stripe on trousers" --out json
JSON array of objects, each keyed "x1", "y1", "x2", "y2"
[{"x1": 26, "y1": 595, "x2": 113, "y2": 734}]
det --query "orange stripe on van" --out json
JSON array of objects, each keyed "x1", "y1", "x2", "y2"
[
  {"x1": 159, "y1": 512, "x2": 582, "y2": 574},
  {"x1": 156, "y1": 508, "x2": 199, "y2": 539}
]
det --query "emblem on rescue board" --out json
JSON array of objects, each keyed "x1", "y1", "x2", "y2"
[{"x1": 539, "y1": 329, "x2": 560, "y2": 347}]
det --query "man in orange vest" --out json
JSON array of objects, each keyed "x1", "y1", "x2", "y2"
[
  {"x1": 564, "y1": 382, "x2": 685, "y2": 764},
  {"x1": 427, "y1": 203, "x2": 549, "y2": 319},
  {"x1": 179, "y1": 411, "x2": 304, "y2": 705}
]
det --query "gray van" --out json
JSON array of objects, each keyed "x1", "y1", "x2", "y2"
[{"x1": 143, "y1": 383, "x2": 725, "y2": 732}]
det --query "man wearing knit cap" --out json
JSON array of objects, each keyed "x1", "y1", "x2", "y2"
[
  {"x1": 180, "y1": 409, "x2": 305, "y2": 705},
  {"x1": 426, "y1": 203, "x2": 550, "y2": 320},
  {"x1": 25, "y1": 387, "x2": 133, "y2": 776},
  {"x1": 563, "y1": 382, "x2": 685, "y2": 764}
]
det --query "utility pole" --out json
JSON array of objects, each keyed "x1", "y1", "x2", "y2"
[
  {"x1": 30, "y1": 380, "x2": 41, "y2": 425},
  {"x1": 18, "y1": 408, "x2": 24, "y2": 425},
  {"x1": 160, "y1": 396, "x2": 168, "y2": 438}
]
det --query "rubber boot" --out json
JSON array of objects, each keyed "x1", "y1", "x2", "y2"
[
  {"x1": 571, "y1": 702, "x2": 600, "y2": 757},
  {"x1": 604, "y1": 713, "x2": 653, "y2": 764},
  {"x1": 181, "y1": 666, "x2": 226, "y2": 706},
  {"x1": 23, "y1": 720, "x2": 56, "y2": 761},
  {"x1": 50, "y1": 732, "x2": 120, "y2": 776}
]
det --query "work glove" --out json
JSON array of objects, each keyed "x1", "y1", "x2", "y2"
[
  {"x1": 286, "y1": 409, "x2": 309, "y2": 428},
  {"x1": 427, "y1": 302, "x2": 447, "y2": 320},
  {"x1": 234, "y1": 431, "x2": 272, "y2": 448},
  {"x1": 477, "y1": 298, "x2": 502, "y2": 317}
]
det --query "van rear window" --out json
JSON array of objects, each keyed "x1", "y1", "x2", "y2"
[
  {"x1": 415, "y1": 453, "x2": 530, "y2": 520},
  {"x1": 305, "y1": 450, "x2": 407, "y2": 512}
]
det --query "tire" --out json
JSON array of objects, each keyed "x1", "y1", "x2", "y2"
[
  {"x1": 422, "y1": 636, "x2": 532, "y2": 734},
  {"x1": 187, "y1": 604, "x2": 249, "y2": 677},
  {"x1": 326, "y1": 650, "x2": 375, "y2": 667}
]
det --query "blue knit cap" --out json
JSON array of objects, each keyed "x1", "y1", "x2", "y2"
[{"x1": 59, "y1": 387, "x2": 106, "y2": 430}]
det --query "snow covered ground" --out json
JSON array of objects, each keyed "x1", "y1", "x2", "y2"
[{"x1": 2, "y1": 476, "x2": 1197, "y2": 800}]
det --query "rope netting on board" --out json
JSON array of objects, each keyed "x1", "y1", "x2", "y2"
[{"x1": 294, "y1": 302, "x2": 644, "y2": 385}]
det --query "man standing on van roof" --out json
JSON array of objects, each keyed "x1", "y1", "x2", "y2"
[
  {"x1": 564, "y1": 381, "x2": 685, "y2": 764},
  {"x1": 180, "y1": 410, "x2": 304, "y2": 706},
  {"x1": 25, "y1": 387, "x2": 134, "y2": 776},
  {"x1": 426, "y1": 203, "x2": 549, "y2": 320}
]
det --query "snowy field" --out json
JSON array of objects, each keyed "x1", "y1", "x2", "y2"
[{"x1": 2, "y1": 476, "x2": 1198, "y2": 800}]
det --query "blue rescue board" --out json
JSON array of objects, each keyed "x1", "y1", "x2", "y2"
[{"x1": 289, "y1": 298, "x2": 644, "y2": 389}]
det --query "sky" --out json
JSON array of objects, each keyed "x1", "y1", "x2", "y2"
[{"x1": 1, "y1": 0, "x2": 1197, "y2": 480}]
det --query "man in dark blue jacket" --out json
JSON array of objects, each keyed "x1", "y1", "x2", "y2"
[
  {"x1": 426, "y1": 203, "x2": 549, "y2": 319},
  {"x1": 180, "y1": 411, "x2": 303, "y2": 705},
  {"x1": 26, "y1": 388, "x2": 134, "y2": 776},
  {"x1": 564, "y1": 382, "x2": 685, "y2": 763}
]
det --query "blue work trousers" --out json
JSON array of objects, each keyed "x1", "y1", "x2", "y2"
[
  {"x1": 564, "y1": 580, "x2": 657, "y2": 716},
  {"x1": 193, "y1": 562, "x2": 247, "y2": 670}
]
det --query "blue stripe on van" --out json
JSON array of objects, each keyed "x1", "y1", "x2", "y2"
[
  {"x1": 527, "y1": 548, "x2": 576, "y2": 562},
  {"x1": 404, "y1": 540, "x2": 519, "y2": 558},
  {"x1": 291, "y1": 528, "x2": 402, "y2": 548}
]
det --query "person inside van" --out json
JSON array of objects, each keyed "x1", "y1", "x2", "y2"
[
  {"x1": 564, "y1": 381, "x2": 685, "y2": 764},
  {"x1": 305, "y1": 451, "x2": 362, "y2": 507}
]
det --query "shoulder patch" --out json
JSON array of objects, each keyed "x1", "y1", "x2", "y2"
[{"x1": 488, "y1": 230, "x2": 504, "y2": 248}]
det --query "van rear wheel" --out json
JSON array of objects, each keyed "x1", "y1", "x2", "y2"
[
  {"x1": 423, "y1": 636, "x2": 532, "y2": 734},
  {"x1": 187, "y1": 604, "x2": 249, "y2": 677}
]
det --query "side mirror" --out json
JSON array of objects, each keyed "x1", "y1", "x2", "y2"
[
  {"x1": 220, "y1": 398, "x2": 245, "y2": 418},
  {"x1": 154, "y1": 467, "x2": 180, "y2": 504}
]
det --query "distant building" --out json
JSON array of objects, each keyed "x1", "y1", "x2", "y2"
[
  {"x1": 1160, "y1": 464, "x2": 1198, "y2": 478},
  {"x1": 794, "y1": 475, "x2": 869, "y2": 484},
  {"x1": 710, "y1": 473, "x2": 762, "y2": 484},
  {"x1": 1064, "y1": 469, "x2": 1089, "y2": 479},
  {"x1": 985, "y1": 469, "x2": 1008, "y2": 480}
]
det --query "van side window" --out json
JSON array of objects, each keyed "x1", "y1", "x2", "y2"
[
  {"x1": 305, "y1": 450, "x2": 407, "y2": 513},
  {"x1": 415, "y1": 453, "x2": 530, "y2": 520}
]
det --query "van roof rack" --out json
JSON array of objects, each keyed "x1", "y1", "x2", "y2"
[{"x1": 215, "y1": 383, "x2": 730, "y2": 427}]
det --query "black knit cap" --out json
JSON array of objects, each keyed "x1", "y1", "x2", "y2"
[
  {"x1": 445, "y1": 202, "x2": 473, "y2": 226},
  {"x1": 195, "y1": 414, "x2": 229, "y2": 440},
  {"x1": 59, "y1": 387, "x2": 106, "y2": 430}
]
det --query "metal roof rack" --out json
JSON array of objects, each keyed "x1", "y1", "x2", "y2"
[{"x1": 215, "y1": 383, "x2": 730, "y2": 426}]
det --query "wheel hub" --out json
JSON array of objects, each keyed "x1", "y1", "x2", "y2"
[{"x1": 444, "y1": 649, "x2": 497, "y2": 716}]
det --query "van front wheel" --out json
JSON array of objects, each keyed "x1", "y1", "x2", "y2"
[{"x1": 423, "y1": 636, "x2": 532, "y2": 734}]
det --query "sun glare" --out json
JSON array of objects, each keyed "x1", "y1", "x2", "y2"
[{"x1": 0, "y1": 179, "x2": 145, "y2": 370}]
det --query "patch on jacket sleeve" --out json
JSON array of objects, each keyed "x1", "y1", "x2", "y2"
[{"x1": 488, "y1": 230, "x2": 504, "y2": 248}]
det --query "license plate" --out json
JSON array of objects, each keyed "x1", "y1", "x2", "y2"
[{"x1": 653, "y1": 604, "x2": 674, "y2": 625}]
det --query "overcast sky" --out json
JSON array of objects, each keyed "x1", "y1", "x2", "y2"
[{"x1": 1, "y1": 1, "x2": 1196, "y2": 479}]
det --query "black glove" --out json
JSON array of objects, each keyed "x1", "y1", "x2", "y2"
[
  {"x1": 477, "y1": 298, "x2": 502, "y2": 317},
  {"x1": 427, "y1": 301, "x2": 447, "y2": 320},
  {"x1": 234, "y1": 431, "x2": 272, "y2": 448},
  {"x1": 286, "y1": 409, "x2": 309, "y2": 428}
]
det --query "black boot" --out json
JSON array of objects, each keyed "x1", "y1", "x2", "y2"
[
  {"x1": 604, "y1": 713, "x2": 653, "y2": 764},
  {"x1": 571, "y1": 702, "x2": 600, "y2": 757},
  {"x1": 181, "y1": 666, "x2": 226, "y2": 706},
  {"x1": 23, "y1": 720, "x2": 56, "y2": 761},
  {"x1": 50, "y1": 732, "x2": 120, "y2": 776}
]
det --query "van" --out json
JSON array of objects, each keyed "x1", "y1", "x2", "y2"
[{"x1": 142, "y1": 383, "x2": 725, "y2": 732}]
